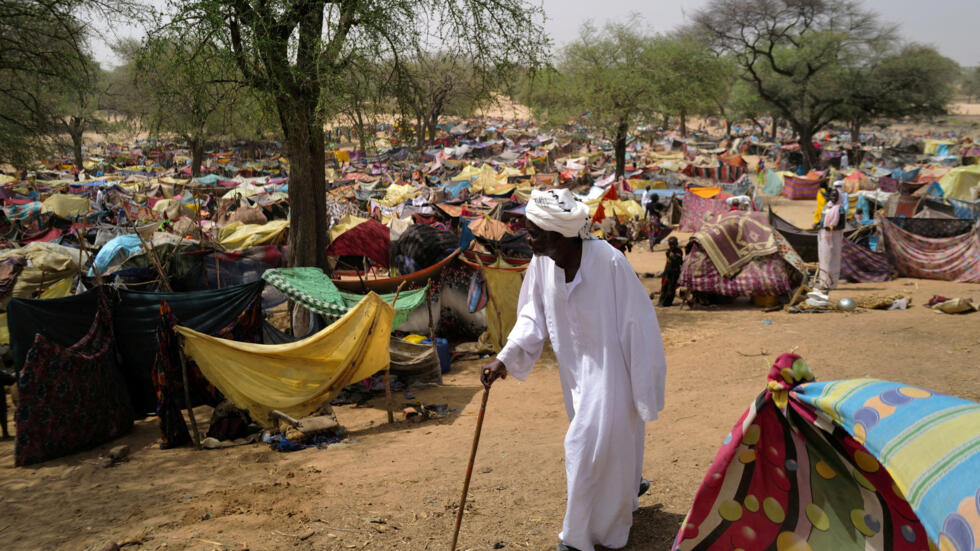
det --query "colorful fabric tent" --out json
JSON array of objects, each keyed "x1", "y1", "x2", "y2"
[
  {"x1": 326, "y1": 215, "x2": 390, "y2": 267},
  {"x1": 782, "y1": 174, "x2": 826, "y2": 200},
  {"x1": 840, "y1": 239, "x2": 893, "y2": 283},
  {"x1": 674, "y1": 353, "x2": 980, "y2": 551},
  {"x1": 177, "y1": 292, "x2": 394, "y2": 425},
  {"x1": 679, "y1": 190, "x2": 729, "y2": 233}
]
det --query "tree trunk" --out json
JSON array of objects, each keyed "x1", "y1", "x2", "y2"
[
  {"x1": 725, "y1": 119, "x2": 733, "y2": 138},
  {"x1": 278, "y1": 95, "x2": 327, "y2": 273},
  {"x1": 190, "y1": 138, "x2": 205, "y2": 177},
  {"x1": 354, "y1": 110, "x2": 367, "y2": 154},
  {"x1": 662, "y1": 114, "x2": 669, "y2": 129},
  {"x1": 415, "y1": 115, "x2": 425, "y2": 150},
  {"x1": 679, "y1": 109, "x2": 687, "y2": 137},
  {"x1": 69, "y1": 118, "x2": 84, "y2": 172},
  {"x1": 798, "y1": 127, "x2": 818, "y2": 172},
  {"x1": 427, "y1": 113, "x2": 438, "y2": 142},
  {"x1": 614, "y1": 120, "x2": 628, "y2": 178},
  {"x1": 770, "y1": 117, "x2": 778, "y2": 140},
  {"x1": 849, "y1": 120, "x2": 861, "y2": 143}
]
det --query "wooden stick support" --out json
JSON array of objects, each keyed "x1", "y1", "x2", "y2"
[
  {"x1": 177, "y1": 334, "x2": 202, "y2": 449},
  {"x1": 384, "y1": 281, "x2": 407, "y2": 424},
  {"x1": 425, "y1": 278, "x2": 440, "y2": 383}
]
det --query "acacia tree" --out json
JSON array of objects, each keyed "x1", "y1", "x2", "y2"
[
  {"x1": 837, "y1": 44, "x2": 960, "y2": 141},
  {"x1": 694, "y1": 0, "x2": 890, "y2": 170},
  {"x1": 53, "y1": 56, "x2": 112, "y2": 171},
  {"x1": 0, "y1": 0, "x2": 89, "y2": 169},
  {"x1": 129, "y1": 30, "x2": 270, "y2": 176},
  {"x1": 649, "y1": 34, "x2": 733, "y2": 137},
  {"x1": 167, "y1": 0, "x2": 546, "y2": 272},
  {"x1": 544, "y1": 22, "x2": 660, "y2": 178}
]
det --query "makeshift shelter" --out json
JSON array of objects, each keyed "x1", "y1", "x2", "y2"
[
  {"x1": 176, "y1": 292, "x2": 393, "y2": 425},
  {"x1": 938, "y1": 165, "x2": 980, "y2": 200},
  {"x1": 879, "y1": 216, "x2": 980, "y2": 283},
  {"x1": 680, "y1": 212, "x2": 807, "y2": 297},
  {"x1": 326, "y1": 215, "x2": 390, "y2": 268},
  {"x1": 674, "y1": 353, "x2": 980, "y2": 551},
  {"x1": 782, "y1": 174, "x2": 826, "y2": 200},
  {"x1": 41, "y1": 193, "x2": 90, "y2": 219},
  {"x1": 216, "y1": 219, "x2": 288, "y2": 251},
  {"x1": 14, "y1": 290, "x2": 133, "y2": 466},
  {"x1": 678, "y1": 190, "x2": 729, "y2": 233},
  {"x1": 8, "y1": 282, "x2": 265, "y2": 416}
]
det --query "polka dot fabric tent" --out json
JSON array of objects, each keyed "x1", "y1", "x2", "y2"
[{"x1": 673, "y1": 353, "x2": 980, "y2": 551}]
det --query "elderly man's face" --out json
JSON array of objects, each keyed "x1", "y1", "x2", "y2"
[{"x1": 525, "y1": 219, "x2": 565, "y2": 259}]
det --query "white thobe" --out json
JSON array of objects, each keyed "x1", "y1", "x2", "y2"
[{"x1": 497, "y1": 239, "x2": 667, "y2": 551}]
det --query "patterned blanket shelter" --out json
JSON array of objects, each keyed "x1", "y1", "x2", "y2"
[{"x1": 673, "y1": 353, "x2": 980, "y2": 551}]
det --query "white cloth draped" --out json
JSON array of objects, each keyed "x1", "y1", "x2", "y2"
[{"x1": 497, "y1": 240, "x2": 667, "y2": 551}]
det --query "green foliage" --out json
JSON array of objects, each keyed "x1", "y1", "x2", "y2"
[
  {"x1": 648, "y1": 33, "x2": 734, "y2": 132},
  {"x1": 0, "y1": 0, "x2": 89, "y2": 168},
  {"x1": 837, "y1": 43, "x2": 960, "y2": 134},
  {"x1": 694, "y1": 0, "x2": 892, "y2": 167}
]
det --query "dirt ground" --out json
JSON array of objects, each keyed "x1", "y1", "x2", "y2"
[{"x1": 2, "y1": 195, "x2": 980, "y2": 551}]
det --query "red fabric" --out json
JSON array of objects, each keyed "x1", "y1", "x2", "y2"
[
  {"x1": 327, "y1": 219, "x2": 391, "y2": 267},
  {"x1": 23, "y1": 227, "x2": 63, "y2": 243}
]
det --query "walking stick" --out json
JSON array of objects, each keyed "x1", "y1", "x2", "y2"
[{"x1": 450, "y1": 385, "x2": 491, "y2": 551}]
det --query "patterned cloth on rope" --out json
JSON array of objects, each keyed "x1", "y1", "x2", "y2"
[
  {"x1": 678, "y1": 190, "x2": 729, "y2": 233},
  {"x1": 15, "y1": 290, "x2": 133, "y2": 466},
  {"x1": 391, "y1": 223, "x2": 458, "y2": 272},
  {"x1": 674, "y1": 353, "x2": 980, "y2": 551},
  {"x1": 879, "y1": 216, "x2": 980, "y2": 283},
  {"x1": 262, "y1": 267, "x2": 427, "y2": 327},
  {"x1": 152, "y1": 294, "x2": 262, "y2": 449},
  {"x1": 841, "y1": 239, "x2": 894, "y2": 283},
  {"x1": 887, "y1": 217, "x2": 976, "y2": 239}
]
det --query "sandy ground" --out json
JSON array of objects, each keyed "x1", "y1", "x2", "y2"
[{"x1": 3, "y1": 194, "x2": 980, "y2": 551}]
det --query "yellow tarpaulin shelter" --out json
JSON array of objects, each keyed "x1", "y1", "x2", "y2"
[
  {"x1": 217, "y1": 219, "x2": 289, "y2": 251},
  {"x1": 939, "y1": 165, "x2": 980, "y2": 200},
  {"x1": 483, "y1": 262, "x2": 525, "y2": 352},
  {"x1": 41, "y1": 193, "x2": 90, "y2": 219},
  {"x1": 176, "y1": 292, "x2": 394, "y2": 424}
]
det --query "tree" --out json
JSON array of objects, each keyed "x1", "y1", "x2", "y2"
[
  {"x1": 392, "y1": 51, "x2": 488, "y2": 149},
  {"x1": 129, "y1": 30, "x2": 270, "y2": 176},
  {"x1": 963, "y1": 67, "x2": 980, "y2": 103},
  {"x1": 0, "y1": 0, "x2": 89, "y2": 169},
  {"x1": 53, "y1": 55, "x2": 113, "y2": 171},
  {"x1": 537, "y1": 22, "x2": 660, "y2": 178},
  {"x1": 837, "y1": 44, "x2": 960, "y2": 142},
  {"x1": 649, "y1": 34, "x2": 733, "y2": 137},
  {"x1": 694, "y1": 0, "x2": 891, "y2": 170},
  {"x1": 168, "y1": 0, "x2": 546, "y2": 273}
]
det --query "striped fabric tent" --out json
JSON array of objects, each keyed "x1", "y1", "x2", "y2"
[
  {"x1": 673, "y1": 353, "x2": 980, "y2": 551},
  {"x1": 781, "y1": 175, "x2": 826, "y2": 200}
]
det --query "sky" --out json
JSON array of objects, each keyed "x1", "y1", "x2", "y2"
[{"x1": 92, "y1": 0, "x2": 980, "y2": 68}]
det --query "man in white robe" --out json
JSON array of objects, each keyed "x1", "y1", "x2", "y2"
[{"x1": 482, "y1": 189, "x2": 668, "y2": 551}]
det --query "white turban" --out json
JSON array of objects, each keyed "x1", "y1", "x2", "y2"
[{"x1": 525, "y1": 188, "x2": 591, "y2": 238}]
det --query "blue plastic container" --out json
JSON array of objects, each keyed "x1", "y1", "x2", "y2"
[{"x1": 422, "y1": 338, "x2": 452, "y2": 373}]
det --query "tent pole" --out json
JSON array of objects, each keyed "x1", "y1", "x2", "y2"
[
  {"x1": 385, "y1": 281, "x2": 407, "y2": 424},
  {"x1": 425, "y1": 278, "x2": 440, "y2": 384},
  {"x1": 177, "y1": 335, "x2": 202, "y2": 449}
]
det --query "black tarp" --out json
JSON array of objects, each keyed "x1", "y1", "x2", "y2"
[{"x1": 8, "y1": 281, "x2": 264, "y2": 415}]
